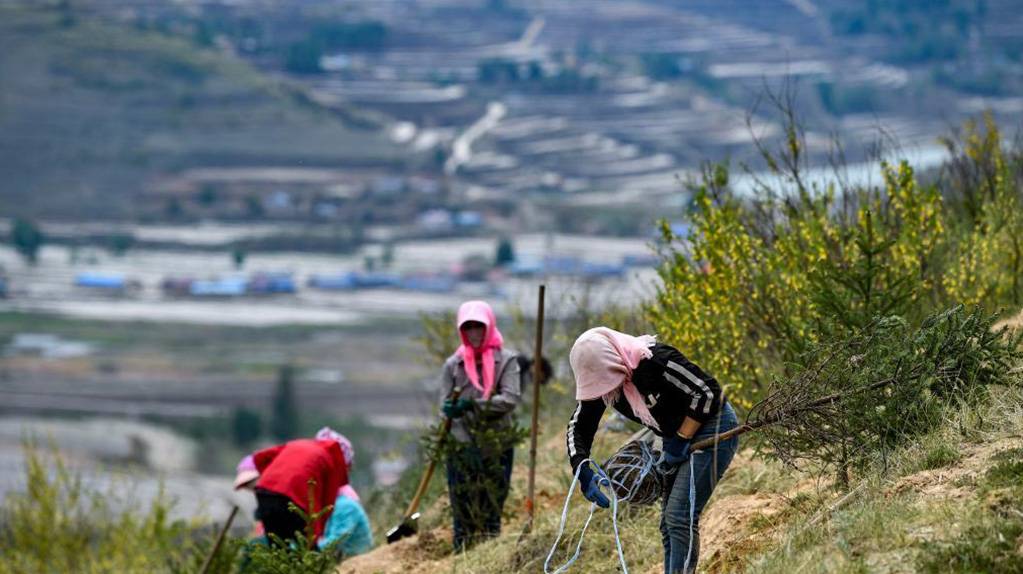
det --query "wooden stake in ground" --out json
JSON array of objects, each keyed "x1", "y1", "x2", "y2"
[
  {"x1": 199, "y1": 505, "x2": 239, "y2": 574},
  {"x1": 525, "y1": 284, "x2": 546, "y2": 533}
]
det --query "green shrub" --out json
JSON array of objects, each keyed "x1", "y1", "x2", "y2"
[
  {"x1": 941, "y1": 114, "x2": 1023, "y2": 309},
  {"x1": 0, "y1": 443, "x2": 220, "y2": 574},
  {"x1": 755, "y1": 306, "x2": 1022, "y2": 484},
  {"x1": 648, "y1": 111, "x2": 1022, "y2": 410},
  {"x1": 243, "y1": 521, "x2": 339, "y2": 574},
  {"x1": 649, "y1": 159, "x2": 944, "y2": 409}
]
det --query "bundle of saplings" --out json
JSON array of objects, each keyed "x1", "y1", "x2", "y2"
[{"x1": 749, "y1": 306, "x2": 1023, "y2": 485}]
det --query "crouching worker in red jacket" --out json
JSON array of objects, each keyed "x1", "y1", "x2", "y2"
[{"x1": 252, "y1": 437, "x2": 349, "y2": 546}]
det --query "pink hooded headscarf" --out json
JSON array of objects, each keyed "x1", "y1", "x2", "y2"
[
  {"x1": 456, "y1": 300, "x2": 504, "y2": 400},
  {"x1": 569, "y1": 327, "x2": 660, "y2": 431},
  {"x1": 315, "y1": 427, "x2": 360, "y2": 501}
]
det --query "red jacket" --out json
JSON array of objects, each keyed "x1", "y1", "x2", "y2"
[{"x1": 253, "y1": 439, "x2": 348, "y2": 538}]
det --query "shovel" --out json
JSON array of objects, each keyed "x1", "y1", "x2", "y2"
[{"x1": 386, "y1": 387, "x2": 462, "y2": 544}]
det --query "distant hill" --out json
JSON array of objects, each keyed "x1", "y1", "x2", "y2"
[{"x1": 0, "y1": 4, "x2": 405, "y2": 221}]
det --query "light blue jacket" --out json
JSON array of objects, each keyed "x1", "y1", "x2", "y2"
[{"x1": 319, "y1": 494, "x2": 373, "y2": 557}]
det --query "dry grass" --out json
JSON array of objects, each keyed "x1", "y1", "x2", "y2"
[{"x1": 995, "y1": 308, "x2": 1023, "y2": 332}]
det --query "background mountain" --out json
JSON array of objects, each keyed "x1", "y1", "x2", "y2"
[{"x1": 0, "y1": 3, "x2": 404, "y2": 221}]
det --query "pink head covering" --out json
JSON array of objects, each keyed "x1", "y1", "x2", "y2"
[
  {"x1": 233, "y1": 454, "x2": 260, "y2": 490},
  {"x1": 456, "y1": 300, "x2": 504, "y2": 400},
  {"x1": 315, "y1": 427, "x2": 354, "y2": 469},
  {"x1": 569, "y1": 327, "x2": 660, "y2": 431},
  {"x1": 314, "y1": 427, "x2": 361, "y2": 501}
]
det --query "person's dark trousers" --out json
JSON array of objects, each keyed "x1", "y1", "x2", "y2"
[
  {"x1": 660, "y1": 402, "x2": 739, "y2": 574},
  {"x1": 445, "y1": 445, "x2": 514, "y2": 552},
  {"x1": 255, "y1": 489, "x2": 307, "y2": 546}
]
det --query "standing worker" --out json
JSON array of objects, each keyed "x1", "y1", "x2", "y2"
[
  {"x1": 439, "y1": 300, "x2": 521, "y2": 551},
  {"x1": 564, "y1": 327, "x2": 738, "y2": 574}
]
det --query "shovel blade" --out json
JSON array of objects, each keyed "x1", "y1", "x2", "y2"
[{"x1": 386, "y1": 513, "x2": 420, "y2": 544}]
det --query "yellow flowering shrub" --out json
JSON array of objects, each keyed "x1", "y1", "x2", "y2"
[
  {"x1": 648, "y1": 157, "x2": 949, "y2": 409},
  {"x1": 649, "y1": 189, "x2": 764, "y2": 408},
  {"x1": 942, "y1": 116, "x2": 1023, "y2": 308}
]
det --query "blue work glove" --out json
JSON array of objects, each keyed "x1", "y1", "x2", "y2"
[
  {"x1": 576, "y1": 464, "x2": 610, "y2": 509},
  {"x1": 656, "y1": 434, "x2": 692, "y2": 474},
  {"x1": 442, "y1": 397, "x2": 473, "y2": 419}
]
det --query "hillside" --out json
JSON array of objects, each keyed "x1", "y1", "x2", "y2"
[
  {"x1": 345, "y1": 384, "x2": 1023, "y2": 574},
  {"x1": 0, "y1": 4, "x2": 404, "y2": 221}
]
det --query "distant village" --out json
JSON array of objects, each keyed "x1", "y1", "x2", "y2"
[{"x1": 62, "y1": 251, "x2": 658, "y2": 299}]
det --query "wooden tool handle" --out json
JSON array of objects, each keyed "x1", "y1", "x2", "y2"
[
  {"x1": 525, "y1": 284, "x2": 546, "y2": 532},
  {"x1": 199, "y1": 505, "x2": 239, "y2": 574},
  {"x1": 402, "y1": 387, "x2": 463, "y2": 518},
  {"x1": 691, "y1": 423, "x2": 752, "y2": 451}
]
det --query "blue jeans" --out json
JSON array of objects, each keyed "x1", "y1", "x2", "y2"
[{"x1": 660, "y1": 402, "x2": 739, "y2": 574}]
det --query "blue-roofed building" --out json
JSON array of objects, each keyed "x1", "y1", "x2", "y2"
[
  {"x1": 190, "y1": 278, "x2": 247, "y2": 297},
  {"x1": 308, "y1": 273, "x2": 359, "y2": 291},
  {"x1": 248, "y1": 272, "x2": 297, "y2": 294},
  {"x1": 75, "y1": 273, "x2": 127, "y2": 290}
]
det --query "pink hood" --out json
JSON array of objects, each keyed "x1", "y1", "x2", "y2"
[
  {"x1": 456, "y1": 300, "x2": 504, "y2": 400},
  {"x1": 314, "y1": 427, "x2": 361, "y2": 501},
  {"x1": 569, "y1": 327, "x2": 660, "y2": 431}
]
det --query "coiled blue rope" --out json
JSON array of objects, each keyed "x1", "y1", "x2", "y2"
[
  {"x1": 544, "y1": 450, "x2": 699, "y2": 574},
  {"x1": 679, "y1": 453, "x2": 697, "y2": 573},
  {"x1": 543, "y1": 458, "x2": 627, "y2": 574}
]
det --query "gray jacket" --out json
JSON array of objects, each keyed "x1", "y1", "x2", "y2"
[{"x1": 438, "y1": 348, "x2": 521, "y2": 443}]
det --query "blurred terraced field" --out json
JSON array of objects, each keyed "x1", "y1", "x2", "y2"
[{"x1": 0, "y1": 4, "x2": 404, "y2": 221}]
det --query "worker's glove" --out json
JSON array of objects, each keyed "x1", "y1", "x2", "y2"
[
  {"x1": 656, "y1": 434, "x2": 692, "y2": 474},
  {"x1": 577, "y1": 464, "x2": 610, "y2": 509},
  {"x1": 442, "y1": 397, "x2": 473, "y2": 419}
]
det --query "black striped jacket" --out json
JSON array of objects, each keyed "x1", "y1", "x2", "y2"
[{"x1": 566, "y1": 343, "x2": 725, "y2": 472}]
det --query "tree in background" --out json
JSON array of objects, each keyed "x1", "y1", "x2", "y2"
[
  {"x1": 494, "y1": 237, "x2": 516, "y2": 267},
  {"x1": 57, "y1": 0, "x2": 75, "y2": 28},
  {"x1": 11, "y1": 219, "x2": 44, "y2": 265},
  {"x1": 232, "y1": 407, "x2": 263, "y2": 447},
  {"x1": 270, "y1": 365, "x2": 298, "y2": 441},
  {"x1": 381, "y1": 241, "x2": 395, "y2": 268},
  {"x1": 245, "y1": 195, "x2": 264, "y2": 219},
  {"x1": 197, "y1": 184, "x2": 219, "y2": 207},
  {"x1": 107, "y1": 234, "x2": 135, "y2": 258},
  {"x1": 285, "y1": 41, "x2": 323, "y2": 74},
  {"x1": 232, "y1": 247, "x2": 247, "y2": 270}
]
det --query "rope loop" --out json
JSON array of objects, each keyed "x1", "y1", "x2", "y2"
[
  {"x1": 543, "y1": 458, "x2": 628, "y2": 574},
  {"x1": 545, "y1": 443, "x2": 701, "y2": 574},
  {"x1": 544, "y1": 440, "x2": 663, "y2": 574}
]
